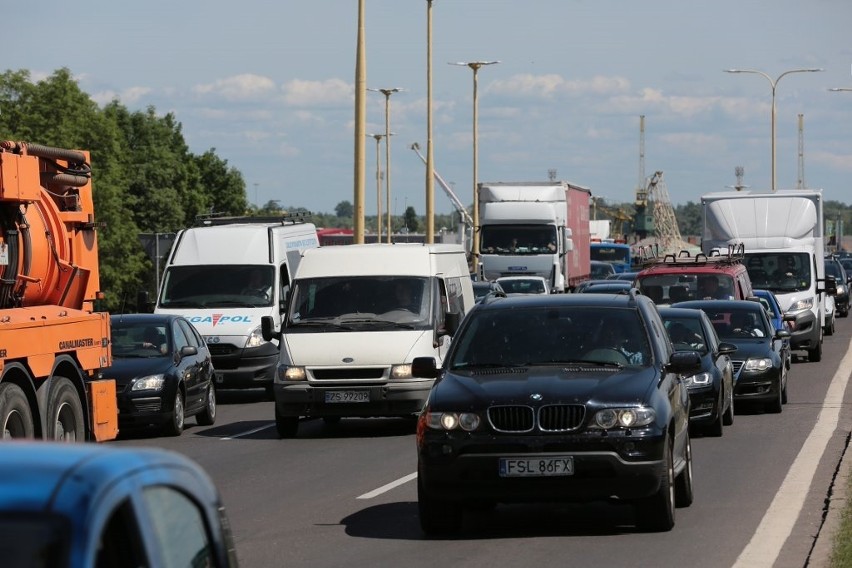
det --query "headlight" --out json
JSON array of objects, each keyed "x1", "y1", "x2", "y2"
[
  {"x1": 745, "y1": 358, "x2": 772, "y2": 371},
  {"x1": 788, "y1": 297, "x2": 814, "y2": 313},
  {"x1": 425, "y1": 411, "x2": 481, "y2": 431},
  {"x1": 592, "y1": 407, "x2": 656, "y2": 429},
  {"x1": 838, "y1": 285, "x2": 847, "y2": 296},
  {"x1": 245, "y1": 326, "x2": 266, "y2": 348},
  {"x1": 683, "y1": 372, "x2": 712, "y2": 388},
  {"x1": 131, "y1": 374, "x2": 165, "y2": 391},
  {"x1": 390, "y1": 364, "x2": 412, "y2": 379},
  {"x1": 277, "y1": 365, "x2": 306, "y2": 381}
]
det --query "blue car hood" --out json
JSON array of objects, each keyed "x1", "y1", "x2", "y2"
[
  {"x1": 101, "y1": 357, "x2": 174, "y2": 387},
  {"x1": 432, "y1": 366, "x2": 657, "y2": 407}
]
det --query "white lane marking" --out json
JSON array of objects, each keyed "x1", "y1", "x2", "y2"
[
  {"x1": 358, "y1": 472, "x2": 418, "y2": 499},
  {"x1": 734, "y1": 337, "x2": 852, "y2": 567},
  {"x1": 220, "y1": 424, "x2": 275, "y2": 440}
]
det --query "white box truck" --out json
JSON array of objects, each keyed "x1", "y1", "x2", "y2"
[
  {"x1": 261, "y1": 243, "x2": 474, "y2": 437},
  {"x1": 701, "y1": 189, "x2": 834, "y2": 362},
  {"x1": 477, "y1": 181, "x2": 591, "y2": 292},
  {"x1": 155, "y1": 215, "x2": 319, "y2": 391}
]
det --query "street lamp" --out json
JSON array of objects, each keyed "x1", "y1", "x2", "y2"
[
  {"x1": 724, "y1": 67, "x2": 823, "y2": 191},
  {"x1": 368, "y1": 87, "x2": 403, "y2": 243},
  {"x1": 352, "y1": 0, "x2": 368, "y2": 243},
  {"x1": 366, "y1": 133, "x2": 388, "y2": 239},
  {"x1": 424, "y1": 0, "x2": 435, "y2": 243},
  {"x1": 450, "y1": 60, "x2": 499, "y2": 274}
]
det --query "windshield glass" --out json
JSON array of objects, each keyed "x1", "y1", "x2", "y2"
[
  {"x1": 703, "y1": 308, "x2": 771, "y2": 340},
  {"x1": 480, "y1": 225, "x2": 557, "y2": 255},
  {"x1": 744, "y1": 252, "x2": 811, "y2": 292},
  {"x1": 661, "y1": 316, "x2": 708, "y2": 355},
  {"x1": 286, "y1": 276, "x2": 433, "y2": 331},
  {"x1": 590, "y1": 245, "x2": 630, "y2": 264},
  {"x1": 111, "y1": 322, "x2": 170, "y2": 357},
  {"x1": 159, "y1": 265, "x2": 275, "y2": 308},
  {"x1": 636, "y1": 273, "x2": 735, "y2": 304},
  {"x1": 450, "y1": 306, "x2": 651, "y2": 369}
]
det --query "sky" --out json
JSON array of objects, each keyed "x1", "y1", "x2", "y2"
[{"x1": 7, "y1": 0, "x2": 852, "y2": 218}]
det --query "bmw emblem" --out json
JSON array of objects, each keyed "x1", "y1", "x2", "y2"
[
  {"x1": 342, "y1": 357, "x2": 354, "y2": 363},
  {"x1": 530, "y1": 393, "x2": 543, "y2": 401}
]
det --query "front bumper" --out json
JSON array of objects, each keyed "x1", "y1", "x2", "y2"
[
  {"x1": 417, "y1": 430, "x2": 667, "y2": 503},
  {"x1": 275, "y1": 380, "x2": 433, "y2": 418},
  {"x1": 733, "y1": 367, "x2": 782, "y2": 402},
  {"x1": 209, "y1": 342, "x2": 279, "y2": 389},
  {"x1": 687, "y1": 386, "x2": 721, "y2": 424},
  {"x1": 784, "y1": 310, "x2": 819, "y2": 351}
]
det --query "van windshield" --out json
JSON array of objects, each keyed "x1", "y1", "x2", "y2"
[
  {"x1": 287, "y1": 276, "x2": 433, "y2": 331},
  {"x1": 744, "y1": 252, "x2": 811, "y2": 293},
  {"x1": 159, "y1": 265, "x2": 275, "y2": 308},
  {"x1": 636, "y1": 273, "x2": 734, "y2": 304}
]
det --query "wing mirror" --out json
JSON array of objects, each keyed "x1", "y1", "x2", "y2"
[{"x1": 412, "y1": 356, "x2": 440, "y2": 379}]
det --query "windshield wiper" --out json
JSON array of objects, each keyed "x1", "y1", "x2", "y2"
[
  {"x1": 161, "y1": 300, "x2": 207, "y2": 308},
  {"x1": 288, "y1": 320, "x2": 354, "y2": 331}
]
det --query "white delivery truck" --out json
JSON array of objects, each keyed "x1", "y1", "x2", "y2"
[
  {"x1": 701, "y1": 189, "x2": 835, "y2": 362},
  {"x1": 261, "y1": 243, "x2": 475, "y2": 437},
  {"x1": 477, "y1": 181, "x2": 591, "y2": 292},
  {"x1": 155, "y1": 215, "x2": 319, "y2": 391}
]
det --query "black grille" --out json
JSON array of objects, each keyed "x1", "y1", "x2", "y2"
[
  {"x1": 488, "y1": 405, "x2": 534, "y2": 432},
  {"x1": 732, "y1": 361, "x2": 744, "y2": 374},
  {"x1": 538, "y1": 405, "x2": 585, "y2": 431},
  {"x1": 312, "y1": 368, "x2": 385, "y2": 380},
  {"x1": 208, "y1": 344, "x2": 238, "y2": 356}
]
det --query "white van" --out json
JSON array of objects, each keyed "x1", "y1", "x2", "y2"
[
  {"x1": 262, "y1": 243, "x2": 474, "y2": 437},
  {"x1": 155, "y1": 215, "x2": 319, "y2": 391}
]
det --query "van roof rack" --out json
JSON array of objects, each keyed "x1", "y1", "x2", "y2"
[
  {"x1": 638, "y1": 243, "x2": 745, "y2": 268},
  {"x1": 193, "y1": 212, "x2": 313, "y2": 227}
]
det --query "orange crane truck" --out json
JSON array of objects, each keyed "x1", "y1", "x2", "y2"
[{"x1": 0, "y1": 141, "x2": 118, "y2": 442}]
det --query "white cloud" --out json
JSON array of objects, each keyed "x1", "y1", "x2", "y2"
[
  {"x1": 90, "y1": 86, "x2": 152, "y2": 106},
  {"x1": 488, "y1": 74, "x2": 631, "y2": 100},
  {"x1": 282, "y1": 78, "x2": 352, "y2": 106},
  {"x1": 193, "y1": 74, "x2": 277, "y2": 101},
  {"x1": 659, "y1": 132, "x2": 727, "y2": 155},
  {"x1": 810, "y1": 149, "x2": 852, "y2": 171}
]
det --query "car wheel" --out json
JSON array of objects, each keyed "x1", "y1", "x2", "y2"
[
  {"x1": 722, "y1": 386, "x2": 735, "y2": 426},
  {"x1": 635, "y1": 438, "x2": 675, "y2": 532},
  {"x1": 705, "y1": 394, "x2": 724, "y2": 437},
  {"x1": 164, "y1": 389, "x2": 185, "y2": 436},
  {"x1": 825, "y1": 316, "x2": 835, "y2": 336},
  {"x1": 781, "y1": 370, "x2": 788, "y2": 405},
  {"x1": 275, "y1": 406, "x2": 299, "y2": 438},
  {"x1": 808, "y1": 335, "x2": 823, "y2": 363},
  {"x1": 766, "y1": 378, "x2": 783, "y2": 414},
  {"x1": 674, "y1": 433, "x2": 694, "y2": 508},
  {"x1": 418, "y1": 472, "x2": 462, "y2": 536},
  {"x1": 47, "y1": 376, "x2": 85, "y2": 442},
  {"x1": 196, "y1": 384, "x2": 217, "y2": 426},
  {"x1": 0, "y1": 382, "x2": 35, "y2": 439}
]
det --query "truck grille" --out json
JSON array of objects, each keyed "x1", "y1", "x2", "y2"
[
  {"x1": 311, "y1": 368, "x2": 386, "y2": 380},
  {"x1": 208, "y1": 344, "x2": 238, "y2": 356},
  {"x1": 488, "y1": 405, "x2": 585, "y2": 433}
]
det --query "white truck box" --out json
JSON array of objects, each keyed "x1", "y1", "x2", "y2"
[
  {"x1": 264, "y1": 243, "x2": 474, "y2": 437},
  {"x1": 155, "y1": 216, "x2": 319, "y2": 390}
]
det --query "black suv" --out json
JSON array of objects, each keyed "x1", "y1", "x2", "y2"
[{"x1": 413, "y1": 290, "x2": 701, "y2": 534}]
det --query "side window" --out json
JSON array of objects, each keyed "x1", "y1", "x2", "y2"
[
  {"x1": 280, "y1": 264, "x2": 291, "y2": 302},
  {"x1": 142, "y1": 486, "x2": 215, "y2": 568},
  {"x1": 172, "y1": 322, "x2": 191, "y2": 351},
  {"x1": 177, "y1": 320, "x2": 202, "y2": 349},
  {"x1": 444, "y1": 276, "x2": 465, "y2": 314},
  {"x1": 96, "y1": 499, "x2": 148, "y2": 568}
]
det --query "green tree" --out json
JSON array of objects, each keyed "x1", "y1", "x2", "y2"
[
  {"x1": 403, "y1": 206, "x2": 419, "y2": 233},
  {"x1": 194, "y1": 149, "x2": 247, "y2": 217},
  {"x1": 335, "y1": 200, "x2": 354, "y2": 218},
  {"x1": 674, "y1": 201, "x2": 703, "y2": 237}
]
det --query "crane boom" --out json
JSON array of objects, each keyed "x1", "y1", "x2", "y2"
[{"x1": 410, "y1": 142, "x2": 473, "y2": 226}]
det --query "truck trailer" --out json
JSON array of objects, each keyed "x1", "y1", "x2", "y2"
[
  {"x1": 701, "y1": 189, "x2": 831, "y2": 362},
  {"x1": 0, "y1": 141, "x2": 118, "y2": 441},
  {"x1": 476, "y1": 181, "x2": 591, "y2": 292}
]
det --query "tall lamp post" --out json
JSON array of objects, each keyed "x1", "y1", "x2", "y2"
[
  {"x1": 450, "y1": 60, "x2": 499, "y2": 274},
  {"x1": 724, "y1": 67, "x2": 823, "y2": 191},
  {"x1": 368, "y1": 87, "x2": 402, "y2": 243},
  {"x1": 352, "y1": 0, "x2": 368, "y2": 242},
  {"x1": 366, "y1": 133, "x2": 387, "y2": 239},
  {"x1": 424, "y1": 0, "x2": 435, "y2": 243}
]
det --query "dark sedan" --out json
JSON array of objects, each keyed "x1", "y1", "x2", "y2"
[
  {"x1": 672, "y1": 300, "x2": 790, "y2": 413},
  {"x1": 413, "y1": 291, "x2": 701, "y2": 534},
  {"x1": 0, "y1": 442, "x2": 239, "y2": 567},
  {"x1": 472, "y1": 280, "x2": 505, "y2": 303},
  {"x1": 825, "y1": 256, "x2": 849, "y2": 317},
  {"x1": 102, "y1": 313, "x2": 216, "y2": 436},
  {"x1": 658, "y1": 307, "x2": 737, "y2": 436},
  {"x1": 754, "y1": 289, "x2": 792, "y2": 370}
]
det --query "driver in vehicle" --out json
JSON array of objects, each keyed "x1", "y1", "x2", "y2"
[
  {"x1": 242, "y1": 268, "x2": 272, "y2": 299},
  {"x1": 393, "y1": 280, "x2": 420, "y2": 313}
]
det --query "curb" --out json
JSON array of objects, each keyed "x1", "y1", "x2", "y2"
[{"x1": 810, "y1": 434, "x2": 852, "y2": 567}]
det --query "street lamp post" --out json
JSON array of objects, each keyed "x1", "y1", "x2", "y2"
[
  {"x1": 724, "y1": 67, "x2": 823, "y2": 191},
  {"x1": 450, "y1": 60, "x2": 499, "y2": 274},
  {"x1": 368, "y1": 88, "x2": 402, "y2": 243},
  {"x1": 424, "y1": 0, "x2": 435, "y2": 243},
  {"x1": 366, "y1": 133, "x2": 387, "y2": 239},
  {"x1": 352, "y1": 0, "x2": 367, "y2": 242}
]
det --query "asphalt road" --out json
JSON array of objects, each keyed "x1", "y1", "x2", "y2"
[{"x1": 113, "y1": 316, "x2": 852, "y2": 568}]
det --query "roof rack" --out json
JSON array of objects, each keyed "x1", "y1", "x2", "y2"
[
  {"x1": 639, "y1": 243, "x2": 745, "y2": 268},
  {"x1": 193, "y1": 211, "x2": 313, "y2": 227}
]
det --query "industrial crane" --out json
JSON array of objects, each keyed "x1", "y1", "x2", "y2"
[{"x1": 410, "y1": 143, "x2": 473, "y2": 247}]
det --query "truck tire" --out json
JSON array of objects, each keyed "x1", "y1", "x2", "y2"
[
  {"x1": 47, "y1": 377, "x2": 85, "y2": 442},
  {"x1": 196, "y1": 384, "x2": 217, "y2": 426},
  {"x1": 0, "y1": 382, "x2": 35, "y2": 439}
]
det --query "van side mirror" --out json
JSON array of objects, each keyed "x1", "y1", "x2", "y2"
[
  {"x1": 439, "y1": 311, "x2": 460, "y2": 337},
  {"x1": 822, "y1": 275, "x2": 837, "y2": 296},
  {"x1": 412, "y1": 356, "x2": 440, "y2": 378},
  {"x1": 261, "y1": 315, "x2": 280, "y2": 342},
  {"x1": 136, "y1": 290, "x2": 153, "y2": 313}
]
